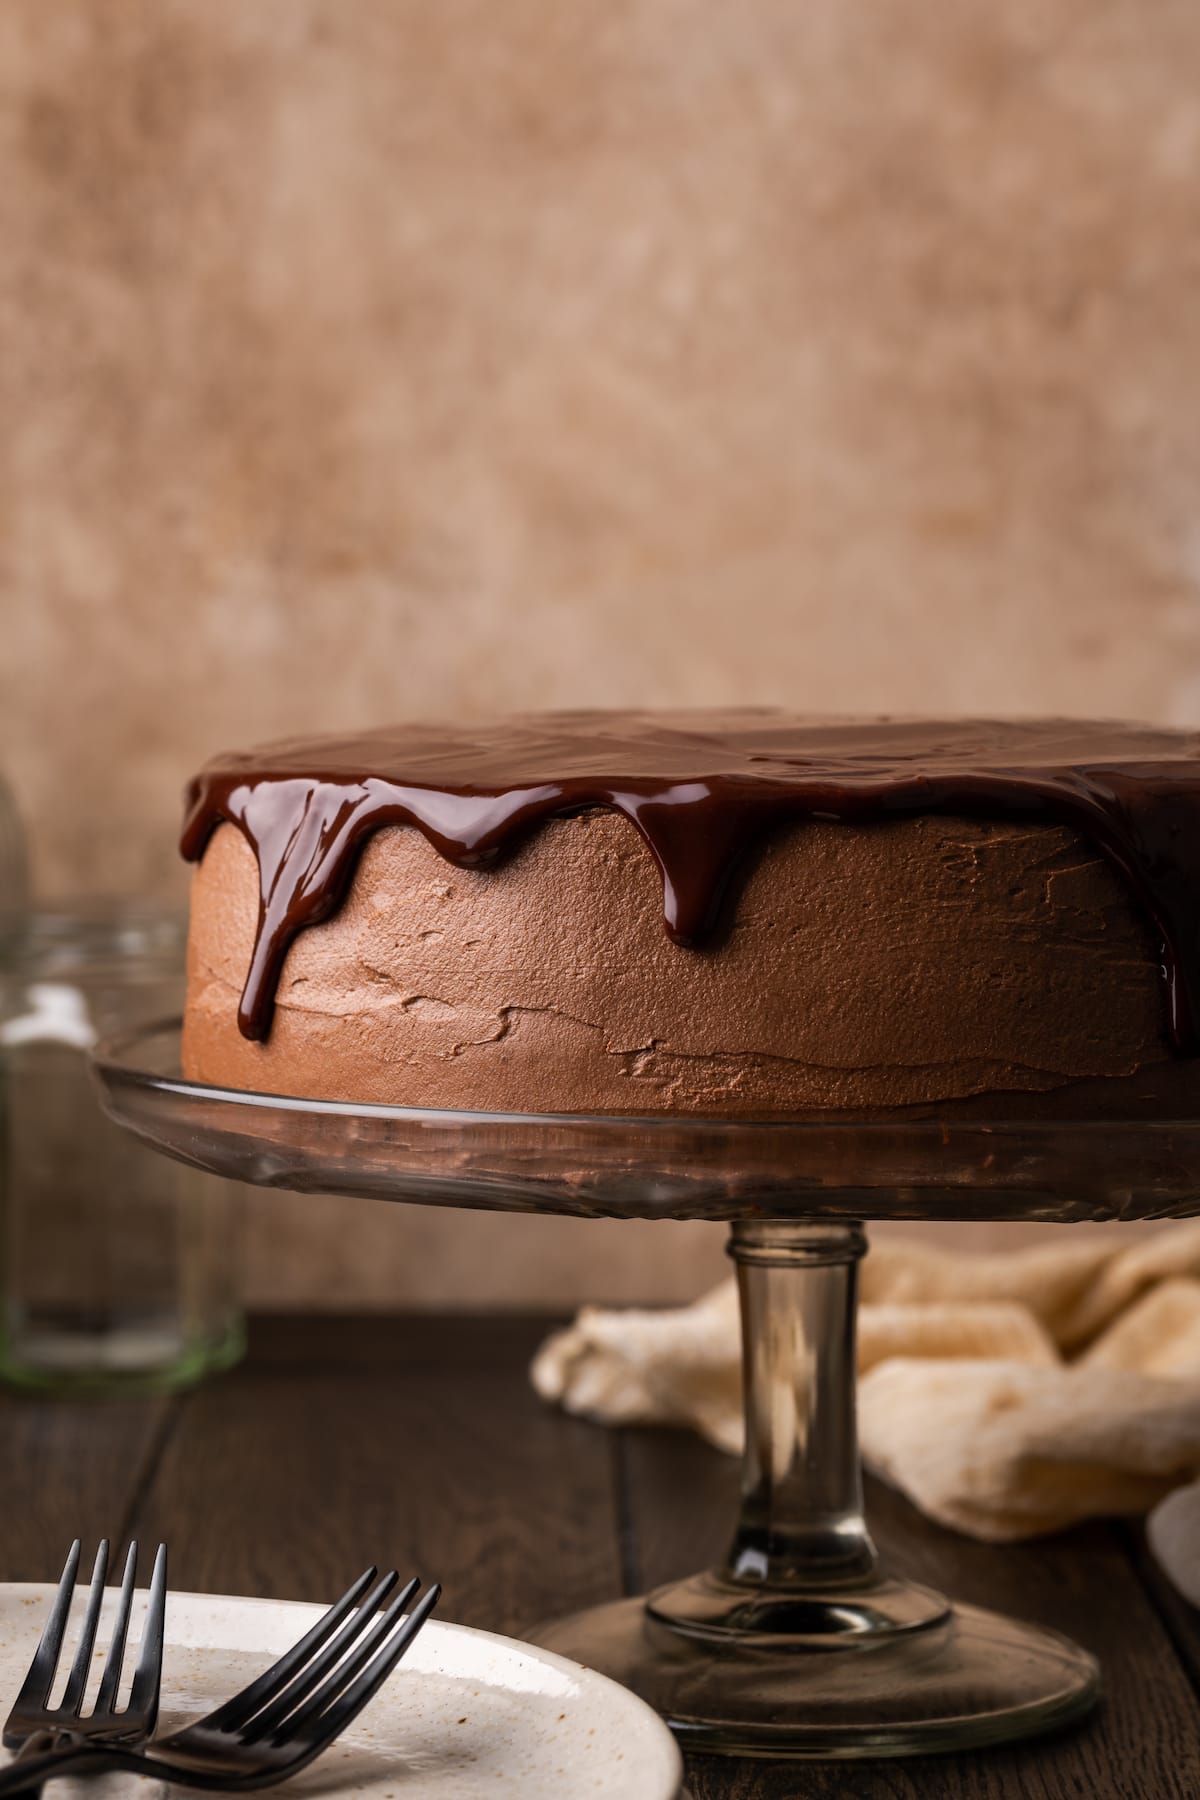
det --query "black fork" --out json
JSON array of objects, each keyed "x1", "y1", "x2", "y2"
[
  {"x1": 0, "y1": 1564, "x2": 439, "y2": 1794},
  {"x1": 3, "y1": 1539, "x2": 167, "y2": 1752}
]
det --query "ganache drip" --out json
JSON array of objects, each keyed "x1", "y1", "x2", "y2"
[{"x1": 180, "y1": 711, "x2": 1200, "y2": 1054}]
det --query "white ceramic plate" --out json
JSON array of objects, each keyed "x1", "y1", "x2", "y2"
[{"x1": 0, "y1": 1583, "x2": 682, "y2": 1799}]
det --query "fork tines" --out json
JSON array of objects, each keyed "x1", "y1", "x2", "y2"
[
  {"x1": 2, "y1": 1539, "x2": 168, "y2": 1749},
  {"x1": 204, "y1": 1569, "x2": 441, "y2": 1749}
]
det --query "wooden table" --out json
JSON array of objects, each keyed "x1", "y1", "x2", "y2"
[{"x1": 2, "y1": 1314, "x2": 1197, "y2": 1798}]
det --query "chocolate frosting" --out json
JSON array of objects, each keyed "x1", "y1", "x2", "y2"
[{"x1": 181, "y1": 712, "x2": 1200, "y2": 1053}]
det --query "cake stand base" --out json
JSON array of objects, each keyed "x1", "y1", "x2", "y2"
[{"x1": 536, "y1": 1590, "x2": 1099, "y2": 1759}]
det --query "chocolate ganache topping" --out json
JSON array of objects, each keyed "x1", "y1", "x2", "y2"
[{"x1": 181, "y1": 712, "x2": 1200, "y2": 1053}]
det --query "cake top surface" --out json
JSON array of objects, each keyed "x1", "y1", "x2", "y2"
[
  {"x1": 181, "y1": 711, "x2": 1200, "y2": 1052},
  {"x1": 186, "y1": 710, "x2": 1200, "y2": 791}
]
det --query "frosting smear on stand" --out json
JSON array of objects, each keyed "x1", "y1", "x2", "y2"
[{"x1": 181, "y1": 712, "x2": 1200, "y2": 1052}]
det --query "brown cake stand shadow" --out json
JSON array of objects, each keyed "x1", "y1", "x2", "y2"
[{"x1": 93, "y1": 1019, "x2": 1200, "y2": 1761}]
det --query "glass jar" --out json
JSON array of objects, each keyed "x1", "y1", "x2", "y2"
[{"x1": 0, "y1": 903, "x2": 244, "y2": 1394}]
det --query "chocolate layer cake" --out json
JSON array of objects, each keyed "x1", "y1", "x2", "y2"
[{"x1": 179, "y1": 713, "x2": 1200, "y2": 1118}]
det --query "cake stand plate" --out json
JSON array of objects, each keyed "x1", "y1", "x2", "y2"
[
  {"x1": 90, "y1": 1021, "x2": 1200, "y2": 1224},
  {"x1": 92, "y1": 1021, "x2": 1200, "y2": 1761}
]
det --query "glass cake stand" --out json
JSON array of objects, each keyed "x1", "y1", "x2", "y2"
[{"x1": 93, "y1": 1019, "x2": 1200, "y2": 1761}]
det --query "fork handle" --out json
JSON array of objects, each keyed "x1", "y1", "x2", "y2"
[
  {"x1": 3, "y1": 1730, "x2": 64, "y2": 1800},
  {"x1": 0, "y1": 1744, "x2": 292, "y2": 1796},
  {"x1": 0, "y1": 1743, "x2": 152, "y2": 1796},
  {"x1": 7, "y1": 1733, "x2": 58, "y2": 1764}
]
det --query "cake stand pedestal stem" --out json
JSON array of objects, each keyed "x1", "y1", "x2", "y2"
[
  {"x1": 645, "y1": 1217, "x2": 942, "y2": 1645},
  {"x1": 728, "y1": 1219, "x2": 876, "y2": 1588}
]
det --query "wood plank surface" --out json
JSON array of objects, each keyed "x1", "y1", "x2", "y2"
[
  {"x1": 0, "y1": 1393, "x2": 170, "y2": 1582},
  {"x1": 129, "y1": 1316, "x2": 620, "y2": 1635},
  {"x1": 0, "y1": 1313, "x2": 1192, "y2": 1800}
]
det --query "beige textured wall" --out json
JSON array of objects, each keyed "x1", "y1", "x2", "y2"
[{"x1": 2, "y1": 2, "x2": 1196, "y2": 1305}]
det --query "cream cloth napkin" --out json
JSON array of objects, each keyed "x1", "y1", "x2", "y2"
[{"x1": 531, "y1": 1223, "x2": 1200, "y2": 1602}]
